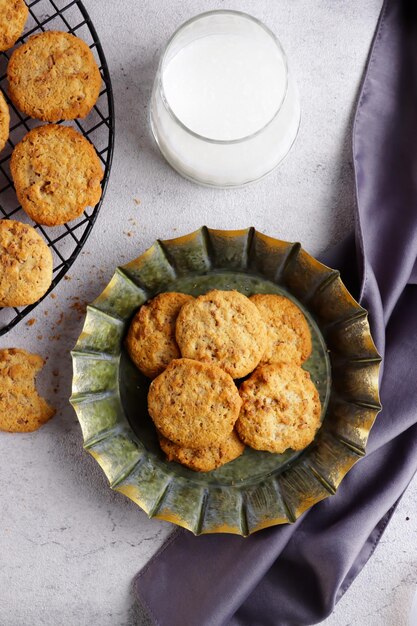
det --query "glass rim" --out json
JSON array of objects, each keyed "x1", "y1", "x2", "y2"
[{"x1": 155, "y1": 9, "x2": 290, "y2": 145}]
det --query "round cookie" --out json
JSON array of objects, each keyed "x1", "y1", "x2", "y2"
[
  {"x1": 0, "y1": 219, "x2": 53, "y2": 307},
  {"x1": 236, "y1": 363, "x2": 321, "y2": 453},
  {"x1": 126, "y1": 292, "x2": 194, "y2": 379},
  {"x1": 11, "y1": 124, "x2": 103, "y2": 226},
  {"x1": 176, "y1": 289, "x2": 267, "y2": 379},
  {"x1": 0, "y1": 348, "x2": 55, "y2": 432},
  {"x1": 0, "y1": 0, "x2": 28, "y2": 52},
  {"x1": 7, "y1": 30, "x2": 101, "y2": 121},
  {"x1": 158, "y1": 430, "x2": 245, "y2": 472},
  {"x1": 250, "y1": 294, "x2": 312, "y2": 365},
  {"x1": 148, "y1": 358, "x2": 242, "y2": 449},
  {"x1": 0, "y1": 90, "x2": 10, "y2": 153}
]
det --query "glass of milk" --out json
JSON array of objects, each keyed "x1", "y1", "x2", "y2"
[{"x1": 150, "y1": 10, "x2": 300, "y2": 187}]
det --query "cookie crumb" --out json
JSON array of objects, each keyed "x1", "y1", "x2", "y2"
[
  {"x1": 26, "y1": 318, "x2": 36, "y2": 326},
  {"x1": 70, "y1": 300, "x2": 86, "y2": 316}
]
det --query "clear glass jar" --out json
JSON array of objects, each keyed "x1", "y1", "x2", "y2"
[{"x1": 150, "y1": 10, "x2": 301, "y2": 188}]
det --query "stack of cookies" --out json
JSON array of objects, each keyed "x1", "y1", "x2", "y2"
[
  {"x1": 0, "y1": 3, "x2": 105, "y2": 433},
  {"x1": 126, "y1": 289, "x2": 321, "y2": 472},
  {"x1": 0, "y1": 4, "x2": 104, "y2": 309}
]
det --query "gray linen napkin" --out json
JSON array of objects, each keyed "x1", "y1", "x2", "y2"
[{"x1": 134, "y1": 1, "x2": 417, "y2": 623}]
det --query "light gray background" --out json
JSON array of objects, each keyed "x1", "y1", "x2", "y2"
[{"x1": 1, "y1": 1, "x2": 416, "y2": 625}]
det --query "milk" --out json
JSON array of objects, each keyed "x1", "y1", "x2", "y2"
[
  {"x1": 150, "y1": 11, "x2": 300, "y2": 187},
  {"x1": 162, "y1": 33, "x2": 287, "y2": 141}
]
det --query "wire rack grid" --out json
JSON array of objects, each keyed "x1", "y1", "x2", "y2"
[{"x1": 0, "y1": 0, "x2": 115, "y2": 336}]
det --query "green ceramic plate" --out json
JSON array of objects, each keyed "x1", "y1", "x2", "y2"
[{"x1": 70, "y1": 227, "x2": 381, "y2": 535}]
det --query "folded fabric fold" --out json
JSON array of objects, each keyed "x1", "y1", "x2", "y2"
[{"x1": 134, "y1": 1, "x2": 417, "y2": 623}]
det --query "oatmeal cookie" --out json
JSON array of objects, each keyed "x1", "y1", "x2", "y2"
[
  {"x1": 126, "y1": 292, "x2": 194, "y2": 379},
  {"x1": 11, "y1": 124, "x2": 103, "y2": 226},
  {"x1": 0, "y1": 90, "x2": 10, "y2": 153},
  {"x1": 8, "y1": 30, "x2": 101, "y2": 121},
  {"x1": 158, "y1": 429, "x2": 245, "y2": 472},
  {"x1": 0, "y1": 0, "x2": 28, "y2": 52},
  {"x1": 236, "y1": 363, "x2": 321, "y2": 453},
  {"x1": 0, "y1": 348, "x2": 55, "y2": 432},
  {"x1": 148, "y1": 358, "x2": 241, "y2": 449},
  {"x1": 176, "y1": 289, "x2": 267, "y2": 379},
  {"x1": 0, "y1": 219, "x2": 52, "y2": 306},
  {"x1": 250, "y1": 294, "x2": 312, "y2": 365}
]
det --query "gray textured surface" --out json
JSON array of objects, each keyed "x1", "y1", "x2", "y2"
[{"x1": 1, "y1": 1, "x2": 416, "y2": 625}]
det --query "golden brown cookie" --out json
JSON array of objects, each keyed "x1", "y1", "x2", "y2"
[
  {"x1": 11, "y1": 124, "x2": 103, "y2": 226},
  {"x1": 236, "y1": 363, "x2": 321, "y2": 453},
  {"x1": 0, "y1": 0, "x2": 28, "y2": 52},
  {"x1": 250, "y1": 294, "x2": 312, "y2": 365},
  {"x1": 0, "y1": 90, "x2": 10, "y2": 153},
  {"x1": 7, "y1": 30, "x2": 101, "y2": 121},
  {"x1": 0, "y1": 348, "x2": 55, "y2": 432},
  {"x1": 126, "y1": 292, "x2": 193, "y2": 379},
  {"x1": 159, "y1": 429, "x2": 245, "y2": 472},
  {"x1": 148, "y1": 358, "x2": 242, "y2": 449},
  {"x1": 176, "y1": 290, "x2": 267, "y2": 379},
  {"x1": 0, "y1": 219, "x2": 53, "y2": 307}
]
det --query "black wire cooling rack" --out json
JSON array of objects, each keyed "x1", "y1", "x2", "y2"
[{"x1": 0, "y1": 0, "x2": 115, "y2": 336}]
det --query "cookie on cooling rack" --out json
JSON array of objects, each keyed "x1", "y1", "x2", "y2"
[
  {"x1": 175, "y1": 289, "x2": 267, "y2": 379},
  {"x1": 0, "y1": 0, "x2": 28, "y2": 52},
  {"x1": 250, "y1": 294, "x2": 312, "y2": 365},
  {"x1": 7, "y1": 30, "x2": 102, "y2": 121},
  {"x1": 0, "y1": 90, "x2": 10, "y2": 154},
  {"x1": 0, "y1": 348, "x2": 55, "y2": 432},
  {"x1": 148, "y1": 358, "x2": 242, "y2": 449},
  {"x1": 126, "y1": 292, "x2": 194, "y2": 379},
  {"x1": 236, "y1": 362, "x2": 321, "y2": 454},
  {"x1": 0, "y1": 219, "x2": 52, "y2": 307},
  {"x1": 158, "y1": 429, "x2": 245, "y2": 472},
  {"x1": 10, "y1": 124, "x2": 103, "y2": 226}
]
